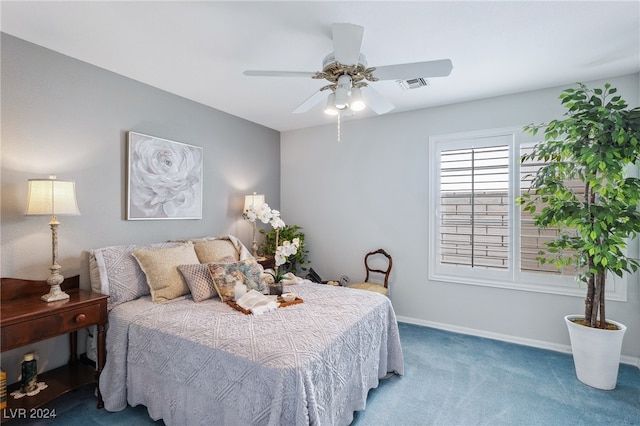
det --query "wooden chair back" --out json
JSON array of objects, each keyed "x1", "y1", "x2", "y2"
[{"x1": 363, "y1": 249, "x2": 393, "y2": 289}]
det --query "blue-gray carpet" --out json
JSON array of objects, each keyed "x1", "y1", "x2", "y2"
[{"x1": 10, "y1": 322, "x2": 640, "y2": 425}]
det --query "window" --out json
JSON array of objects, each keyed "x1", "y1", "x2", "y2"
[
  {"x1": 428, "y1": 127, "x2": 626, "y2": 300},
  {"x1": 439, "y1": 144, "x2": 510, "y2": 271},
  {"x1": 518, "y1": 145, "x2": 583, "y2": 277}
]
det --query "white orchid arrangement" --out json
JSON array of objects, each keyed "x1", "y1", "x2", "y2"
[
  {"x1": 242, "y1": 202, "x2": 285, "y2": 230},
  {"x1": 268, "y1": 237, "x2": 300, "y2": 284},
  {"x1": 243, "y1": 202, "x2": 297, "y2": 282},
  {"x1": 275, "y1": 238, "x2": 300, "y2": 268}
]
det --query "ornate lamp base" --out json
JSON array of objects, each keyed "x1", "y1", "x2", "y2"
[
  {"x1": 250, "y1": 222, "x2": 259, "y2": 257},
  {"x1": 42, "y1": 269, "x2": 69, "y2": 302},
  {"x1": 41, "y1": 285, "x2": 70, "y2": 302}
]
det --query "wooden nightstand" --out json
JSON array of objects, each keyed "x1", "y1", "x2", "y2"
[
  {"x1": 0, "y1": 276, "x2": 108, "y2": 423},
  {"x1": 257, "y1": 256, "x2": 275, "y2": 270}
]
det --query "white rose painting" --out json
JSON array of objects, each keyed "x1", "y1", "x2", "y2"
[{"x1": 127, "y1": 132, "x2": 203, "y2": 220}]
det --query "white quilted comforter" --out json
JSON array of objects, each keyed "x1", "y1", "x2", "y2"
[{"x1": 100, "y1": 281, "x2": 403, "y2": 425}]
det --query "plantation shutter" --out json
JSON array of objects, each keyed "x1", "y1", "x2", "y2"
[
  {"x1": 519, "y1": 145, "x2": 582, "y2": 275},
  {"x1": 439, "y1": 145, "x2": 510, "y2": 270}
]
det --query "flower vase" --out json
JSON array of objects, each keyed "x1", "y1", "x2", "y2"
[{"x1": 269, "y1": 282, "x2": 283, "y2": 296}]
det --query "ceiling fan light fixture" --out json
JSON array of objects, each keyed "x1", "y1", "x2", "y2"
[
  {"x1": 334, "y1": 93, "x2": 348, "y2": 109},
  {"x1": 349, "y1": 87, "x2": 366, "y2": 112},
  {"x1": 324, "y1": 93, "x2": 340, "y2": 116}
]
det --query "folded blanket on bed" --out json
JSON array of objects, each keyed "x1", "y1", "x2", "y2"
[
  {"x1": 236, "y1": 289, "x2": 279, "y2": 315},
  {"x1": 279, "y1": 272, "x2": 304, "y2": 285}
]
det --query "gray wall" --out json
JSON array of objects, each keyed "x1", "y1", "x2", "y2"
[
  {"x1": 1, "y1": 34, "x2": 280, "y2": 382},
  {"x1": 281, "y1": 73, "x2": 640, "y2": 363}
]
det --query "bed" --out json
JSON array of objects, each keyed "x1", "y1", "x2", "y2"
[{"x1": 90, "y1": 236, "x2": 404, "y2": 425}]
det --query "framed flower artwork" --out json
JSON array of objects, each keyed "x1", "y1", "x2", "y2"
[{"x1": 127, "y1": 131, "x2": 203, "y2": 220}]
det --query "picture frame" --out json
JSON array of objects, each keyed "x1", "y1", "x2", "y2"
[{"x1": 127, "y1": 131, "x2": 203, "y2": 220}]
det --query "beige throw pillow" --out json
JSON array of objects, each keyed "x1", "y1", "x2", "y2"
[
  {"x1": 132, "y1": 242, "x2": 200, "y2": 303},
  {"x1": 178, "y1": 256, "x2": 235, "y2": 302},
  {"x1": 193, "y1": 239, "x2": 240, "y2": 263}
]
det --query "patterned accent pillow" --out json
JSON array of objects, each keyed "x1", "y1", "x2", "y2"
[
  {"x1": 132, "y1": 243, "x2": 200, "y2": 303},
  {"x1": 178, "y1": 256, "x2": 235, "y2": 302},
  {"x1": 90, "y1": 241, "x2": 184, "y2": 310},
  {"x1": 208, "y1": 259, "x2": 265, "y2": 302},
  {"x1": 193, "y1": 239, "x2": 240, "y2": 263}
]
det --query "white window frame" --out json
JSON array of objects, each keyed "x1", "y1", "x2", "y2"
[{"x1": 428, "y1": 127, "x2": 627, "y2": 301}]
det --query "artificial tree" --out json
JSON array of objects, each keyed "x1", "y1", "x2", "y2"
[
  {"x1": 260, "y1": 224, "x2": 310, "y2": 274},
  {"x1": 519, "y1": 82, "x2": 640, "y2": 329}
]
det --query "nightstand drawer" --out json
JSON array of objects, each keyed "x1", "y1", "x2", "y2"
[{"x1": 1, "y1": 303, "x2": 102, "y2": 350}]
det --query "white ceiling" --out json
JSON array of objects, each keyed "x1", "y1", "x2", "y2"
[{"x1": 1, "y1": 1, "x2": 639, "y2": 132}]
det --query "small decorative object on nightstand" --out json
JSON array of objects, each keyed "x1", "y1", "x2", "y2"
[
  {"x1": 0, "y1": 368, "x2": 6, "y2": 410},
  {"x1": 24, "y1": 176, "x2": 81, "y2": 302},
  {"x1": 20, "y1": 353, "x2": 38, "y2": 394}
]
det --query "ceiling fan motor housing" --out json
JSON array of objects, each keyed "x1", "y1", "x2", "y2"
[
  {"x1": 322, "y1": 52, "x2": 367, "y2": 69},
  {"x1": 319, "y1": 52, "x2": 373, "y2": 87}
]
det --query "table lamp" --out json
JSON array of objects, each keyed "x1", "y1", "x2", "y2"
[
  {"x1": 25, "y1": 175, "x2": 80, "y2": 302},
  {"x1": 243, "y1": 192, "x2": 265, "y2": 257}
]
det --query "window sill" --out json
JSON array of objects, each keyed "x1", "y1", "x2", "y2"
[{"x1": 428, "y1": 270, "x2": 628, "y2": 302}]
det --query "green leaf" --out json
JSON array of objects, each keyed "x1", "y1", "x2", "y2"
[{"x1": 522, "y1": 82, "x2": 640, "y2": 308}]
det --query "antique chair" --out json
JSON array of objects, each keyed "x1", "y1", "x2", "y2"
[{"x1": 346, "y1": 249, "x2": 392, "y2": 296}]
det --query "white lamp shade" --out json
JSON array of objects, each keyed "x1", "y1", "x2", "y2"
[
  {"x1": 25, "y1": 178, "x2": 80, "y2": 216},
  {"x1": 244, "y1": 193, "x2": 265, "y2": 212},
  {"x1": 324, "y1": 93, "x2": 339, "y2": 116},
  {"x1": 349, "y1": 87, "x2": 366, "y2": 112}
]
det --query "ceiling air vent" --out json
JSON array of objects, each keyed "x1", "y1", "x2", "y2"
[{"x1": 396, "y1": 78, "x2": 430, "y2": 90}]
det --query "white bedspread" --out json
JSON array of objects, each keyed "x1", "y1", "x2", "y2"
[{"x1": 100, "y1": 281, "x2": 403, "y2": 425}]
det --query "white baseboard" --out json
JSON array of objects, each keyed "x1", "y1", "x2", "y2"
[{"x1": 396, "y1": 315, "x2": 640, "y2": 368}]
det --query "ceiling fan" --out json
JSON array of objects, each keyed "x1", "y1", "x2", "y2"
[{"x1": 244, "y1": 23, "x2": 453, "y2": 117}]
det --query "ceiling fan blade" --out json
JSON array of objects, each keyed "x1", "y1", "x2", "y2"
[
  {"x1": 373, "y1": 59, "x2": 453, "y2": 81},
  {"x1": 362, "y1": 86, "x2": 395, "y2": 115},
  {"x1": 244, "y1": 70, "x2": 317, "y2": 78},
  {"x1": 292, "y1": 90, "x2": 328, "y2": 114},
  {"x1": 331, "y1": 23, "x2": 364, "y2": 65}
]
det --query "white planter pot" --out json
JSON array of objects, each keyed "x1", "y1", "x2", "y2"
[{"x1": 564, "y1": 315, "x2": 627, "y2": 390}]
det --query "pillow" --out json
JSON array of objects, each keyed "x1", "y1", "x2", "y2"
[
  {"x1": 90, "y1": 241, "x2": 184, "y2": 310},
  {"x1": 208, "y1": 258, "x2": 265, "y2": 302},
  {"x1": 132, "y1": 243, "x2": 200, "y2": 303},
  {"x1": 178, "y1": 256, "x2": 235, "y2": 302},
  {"x1": 193, "y1": 239, "x2": 241, "y2": 263}
]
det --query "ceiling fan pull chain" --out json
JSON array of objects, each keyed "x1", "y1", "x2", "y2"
[{"x1": 337, "y1": 112, "x2": 341, "y2": 143}]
